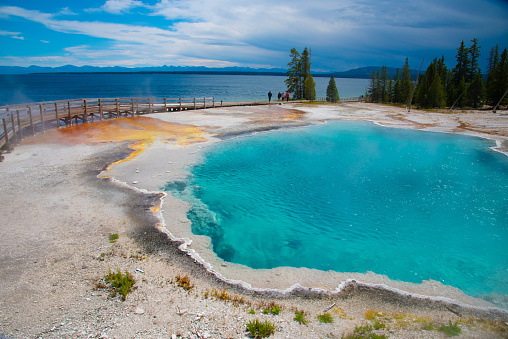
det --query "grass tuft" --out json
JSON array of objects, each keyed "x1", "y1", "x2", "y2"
[
  {"x1": 175, "y1": 274, "x2": 193, "y2": 291},
  {"x1": 438, "y1": 321, "x2": 462, "y2": 337},
  {"x1": 246, "y1": 319, "x2": 276, "y2": 338},
  {"x1": 108, "y1": 233, "x2": 119, "y2": 243},
  {"x1": 317, "y1": 312, "x2": 333, "y2": 323},
  {"x1": 294, "y1": 309, "x2": 309, "y2": 324},
  {"x1": 104, "y1": 268, "x2": 135, "y2": 301},
  {"x1": 343, "y1": 324, "x2": 387, "y2": 339}
]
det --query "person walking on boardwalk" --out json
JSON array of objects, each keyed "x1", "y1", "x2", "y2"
[
  {"x1": 286, "y1": 92, "x2": 290, "y2": 102},
  {"x1": 268, "y1": 91, "x2": 272, "y2": 104}
]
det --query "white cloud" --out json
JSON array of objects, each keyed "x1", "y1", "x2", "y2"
[
  {"x1": 0, "y1": 29, "x2": 24, "y2": 40},
  {"x1": 101, "y1": 0, "x2": 147, "y2": 14},
  {"x1": 57, "y1": 7, "x2": 78, "y2": 16}
]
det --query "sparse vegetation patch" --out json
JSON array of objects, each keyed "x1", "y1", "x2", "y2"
[
  {"x1": 104, "y1": 268, "x2": 136, "y2": 301},
  {"x1": 317, "y1": 312, "x2": 333, "y2": 323},
  {"x1": 246, "y1": 319, "x2": 276, "y2": 338}
]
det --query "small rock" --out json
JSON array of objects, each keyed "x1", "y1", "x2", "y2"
[
  {"x1": 134, "y1": 307, "x2": 145, "y2": 315},
  {"x1": 132, "y1": 181, "x2": 139, "y2": 184},
  {"x1": 171, "y1": 334, "x2": 177, "y2": 339},
  {"x1": 136, "y1": 268, "x2": 144, "y2": 273},
  {"x1": 136, "y1": 170, "x2": 140, "y2": 173}
]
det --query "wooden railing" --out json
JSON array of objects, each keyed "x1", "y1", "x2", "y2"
[{"x1": 0, "y1": 96, "x2": 215, "y2": 151}]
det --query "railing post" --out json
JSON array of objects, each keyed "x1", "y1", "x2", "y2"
[
  {"x1": 17, "y1": 111, "x2": 22, "y2": 139},
  {"x1": 2, "y1": 118, "x2": 8, "y2": 144},
  {"x1": 213, "y1": 97, "x2": 215, "y2": 108},
  {"x1": 131, "y1": 98, "x2": 135, "y2": 114},
  {"x1": 39, "y1": 104, "x2": 45, "y2": 132},
  {"x1": 28, "y1": 106, "x2": 35, "y2": 136},
  {"x1": 55, "y1": 103, "x2": 59, "y2": 128},
  {"x1": 194, "y1": 98, "x2": 196, "y2": 110},
  {"x1": 99, "y1": 99, "x2": 103, "y2": 120},
  {"x1": 84, "y1": 100, "x2": 88, "y2": 122},
  {"x1": 115, "y1": 98, "x2": 120, "y2": 117},
  {"x1": 149, "y1": 98, "x2": 152, "y2": 114},
  {"x1": 67, "y1": 101, "x2": 72, "y2": 124},
  {"x1": 179, "y1": 98, "x2": 182, "y2": 111},
  {"x1": 164, "y1": 98, "x2": 167, "y2": 111},
  {"x1": 204, "y1": 97, "x2": 206, "y2": 109},
  {"x1": 10, "y1": 114, "x2": 16, "y2": 141}
]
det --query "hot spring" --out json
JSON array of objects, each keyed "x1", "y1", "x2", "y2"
[{"x1": 163, "y1": 121, "x2": 508, "y2": 302}]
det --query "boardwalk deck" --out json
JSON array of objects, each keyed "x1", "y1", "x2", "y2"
[{"x1": 0, "y1": 96, "x2": 361, "y2": 155}]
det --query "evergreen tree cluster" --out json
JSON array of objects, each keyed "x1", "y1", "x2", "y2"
[
  {"x1": 285, "y1": 47, "x2": 316, "y2": 100},
  {"x1": 366, "y1": 39, "x2": 508, "y2": 109}
]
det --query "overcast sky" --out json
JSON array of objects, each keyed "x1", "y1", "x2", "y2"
[{"x1": 0, "y1": 0, "x2": 507, "y2": 71}]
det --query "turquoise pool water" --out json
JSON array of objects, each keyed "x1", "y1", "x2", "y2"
[{"x1": 163, "y1": 121, "x2": 508, "y2": 298}]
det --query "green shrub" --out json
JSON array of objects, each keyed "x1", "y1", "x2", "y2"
[
  {"x1": 294, "y1": 310, "x2": 309, "y2": 324},
  {"x1": 343, "y1": 324, "x2": 387, "y2": 339},
  {"x1": 249, "y1": 309, "x2": 256, "y2": 314},
  {"x1": 438, "y1": 321, "x2": 461, "y2": 337},
  {"x1": 262, "y1": 304, "x2": 281, "y2": 315},
  {"x1": 109, "y1": 233, "x2": 119, "y2": 243},
  {"x1": 373, "y1": 321, "x2": 386, "y2": 330},
  {"x1": 175, "y1": 274, "x2": 193, "y2": 291},
  {"x1": 317, "y1": 312, "x2": 333, "y2": 323},
  {"x1": 270, "y1": 305, "x2": 281, "y2": 315},
  {"x1": 246, "y1": 319, "x2": 275, "y2": 338},
  {"x1": 104, "y1": 268, "x2": 135, "y2": 301}
]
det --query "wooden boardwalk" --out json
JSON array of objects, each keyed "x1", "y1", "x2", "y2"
[{"x1": 0, "y1": 96, "x2": 361, "y2": 157}]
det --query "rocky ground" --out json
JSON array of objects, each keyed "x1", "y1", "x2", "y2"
[{"x1": 0, "y1": 102, "x2": 507, "y2": 338}]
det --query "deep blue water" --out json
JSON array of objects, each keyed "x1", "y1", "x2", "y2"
[
  {"x1": 0, "y1": 73, "x2": 368, "y2": 106},
  {"x1": 164, "y1": 121, "x2": 508, "y2": 299}
]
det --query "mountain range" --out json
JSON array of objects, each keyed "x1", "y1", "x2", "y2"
[{"x1": 0, "y1": 65, "x2": 418, "y2": 79}]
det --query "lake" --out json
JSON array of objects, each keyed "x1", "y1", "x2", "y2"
[{"x1": 0, "y1": 73, "x2": 369, "y2": 106}]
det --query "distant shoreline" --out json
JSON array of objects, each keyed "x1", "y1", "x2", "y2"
[{"x1": 5, "y1": 70, "x2": 371, "y2": 79}]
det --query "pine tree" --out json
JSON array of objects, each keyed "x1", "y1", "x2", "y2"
[
  {"x1": 468, "y1": 71, "x2": 485, "y2": 108},
  {"x1": 453, "y1": 41, "x2": 470, "y2": 86},
  {"x1": 428, "y1": 69, "x2": 446, "y2": 108},
  {"x1": 380, "y1": 66, "x2": 389, "y2": 102},
  {"x1": 465, "y1": 38, "x2": 483, "y2": 107},
  {"x1": 300, "y1": 48, "x2": 311, "y2": 99},
  {"x1": 303, "y1": 74, "x2": 316, "y2": 101},
  {"x1": 468, "y1": 38, "x2": 481, "y2": 82},
  {"x1": 285, "y1": 48, "x2": 301, "y2": 98},
  {"x1": 415, "y1": 72, "x2": 428, "y2": 108},
  {"x1": 367, "y1": 71, "x2": 380, "y2": 102},
  {"x1": 326, "y1": 75, "x2": 340, "y2": 102},
  {"x1": 401, "y1": 58, "x2": 412, "y2": 104},
  {"x1": 393, "y1": 69, "x2": 402, "y2": 103},
  {"x1": 487, "y1": 44, "x2": 500, "y2": 74},
  {"x1": 387, "y1": 77, "x2": 394, "y2": 103}
]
